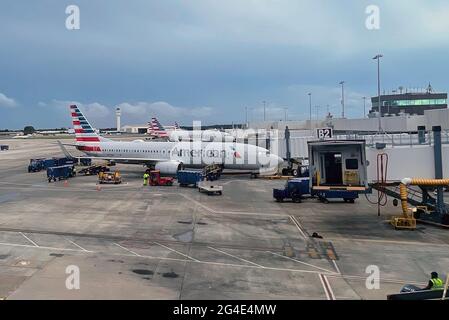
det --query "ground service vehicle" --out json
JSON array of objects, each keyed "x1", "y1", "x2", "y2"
[
  {"x1": 178, "y1": 170, "x2": 204, "y2": 187},
  {"x1": 47, "y1": 165, "x2": 76, "y2": 182},
  {"x1": 43, "y1": 157, "x2": 75, "y2": 169},
  {"x1": 149, "y1": 170, "x2": 174, "y2": 186},
  {"x1": 28, "y1": 158, "x2": 45, "y2": 172},
  {"x1": 198, "y1": 181, "x2": 223, "y2": 195},
  {"x1": 78, "y1": 165, "x2": 110, "y2": 176},
  {"x1": 98, "y1": 171, "x2": 122, "y2": 184},
  {"x1": 273, "y1": 178, "x2": 310, "y2": 203}
]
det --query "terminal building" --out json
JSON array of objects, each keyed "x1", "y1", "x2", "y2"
[{"x1": 369, "y1": 84, "x2": 447, "y2": 116}]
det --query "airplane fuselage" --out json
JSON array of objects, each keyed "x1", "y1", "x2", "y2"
[{"x1": 77, "y1": 140, "x2": 281, "y2": 171}]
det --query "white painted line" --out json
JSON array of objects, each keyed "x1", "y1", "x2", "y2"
[
  {"x1": 322, "y1": 274, "x2": 336, "y2": 300},
  {"x1": 325, "y1": 273, "x2": 427, "y2": 287},
  {"x1": 319, "y1": 274, "x2": 331, "y2": 300},
  {"x1": 180, "y1": 193, "x2": 287, "y2": 217},
  {"x1": 0, "y1": 241, "x2": 87, "y2": 253},
  {"x1": 318, "y1": 274, "x2": 336, "y2": 300},
  {"x1": 269, "y1": 251, "x2": 336, "y2": 274},
  {"x1": 67, "y1": 239, "x2": 92, "y2": 253},
  {"x1": 289, "y1": 215, "x2": 307, "y2": 239},
  {"x1": 113, "y1": 243, "x2": 141, "y2": 257},
  {"x1": 332, "y1": 260, "x2": 341, "y2": 274},
  {"x1": 0, "y1": 240, "x2": 429, "y2": 288},
  {"x1": 154, "y1": 241, "x2": 200, "y2": 262},
  {"x1": 199, "y1": 260, "x2": 327, "y2": 275},
  {"x1": 19, "y1": 232, "x2": 38, "y2": 247},
  {"x1": 208, "y1": 246, "x2": 265, "y2": 268},
  {"x1": 326, "y1": 236, "x2": 449, "y2": 248}
]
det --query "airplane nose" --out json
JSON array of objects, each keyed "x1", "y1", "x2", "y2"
[
  {"x1": 270, "y1": 154, "x2": 284, "y2": 166},
  {"x1": 277, "y1": 156, "x2": 284, "y2": 165}
]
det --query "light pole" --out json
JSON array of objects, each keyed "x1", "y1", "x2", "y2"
[
  {"x1": 363, "y1": 97, "x2": 367, "y2": 118},
  {"x1": 373, "y1": 54, "x2": 383, "y2": 132},
  {"x1": 263, "y1": 101, "x2": 266, "y2": 122},
  {"x1": 339, "y1": 81, "x2": 345, "y2": 118},
  {"x1": 308, "y1": 93, "x2": 312, "y2": 132},
  {"x1": 284, "y1": 107, "x2": 288, "y2": 122},
  {"x1": 245, "y1": 106, "x2": 248, "y2": 128}
]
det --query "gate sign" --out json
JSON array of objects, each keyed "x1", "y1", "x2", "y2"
[{"x1": 316, "y1": 128, "x2": 333, "y2": 139}]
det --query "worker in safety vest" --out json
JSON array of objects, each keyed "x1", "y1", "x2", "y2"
[
  {"x1": 143, "y1": 172, "x2": 150, "y2": 186},
  {"x1": 422, "y1": 272, "x2": 444, "y2": 291}
]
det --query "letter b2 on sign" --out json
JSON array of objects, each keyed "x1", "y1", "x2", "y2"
[{"x1": 316, "y1": 128, "x2": 333, "y2": 140}]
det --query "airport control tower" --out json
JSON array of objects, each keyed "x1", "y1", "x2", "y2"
[{"x1": 116, "y1": 107, "x2": 121, "y2": 132}]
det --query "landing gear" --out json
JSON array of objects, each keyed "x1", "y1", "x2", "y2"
[{"x1": 282, "y1": 167, "x2": 297, "y2": 177}]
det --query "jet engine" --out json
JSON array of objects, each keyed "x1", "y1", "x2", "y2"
[{"x1": 155, "y1": 161, "x2": 184, "y2": 176}]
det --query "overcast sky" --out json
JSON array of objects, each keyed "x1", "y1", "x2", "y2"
[{"x1": 1, "y1": 0, "x2": 449, "y2": 129}]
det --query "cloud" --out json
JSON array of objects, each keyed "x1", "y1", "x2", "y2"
[
  {"x1": 39, "y1": 99, "x2": 215, "y2": 127},
  {"x1": 43, "y1": 99, "x2": 111, "y2": 117},
  {"x1": 282, "y1": 84, "x2": 369, "y2": 119},
  {"x1": 0, "y1": 93, "x2": 17, "y2": 108},
  {"x1": 117, "y1": 101, "x2": 214, "y2": 124},
  {"x1": 39, "y1": 99, "x2": 111, "y2": 127}
]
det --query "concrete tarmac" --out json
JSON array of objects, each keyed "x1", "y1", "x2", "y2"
[{"x1": 0, "y1": 139, "x2": 448, "y2": 300}]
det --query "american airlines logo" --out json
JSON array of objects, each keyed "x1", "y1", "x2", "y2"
[{"x1": 171, "y1": 146, "x2": 243, "y2": 161}]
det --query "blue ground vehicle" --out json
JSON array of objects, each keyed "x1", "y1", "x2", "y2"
[
  {"x1": 273, "y1": 178, "x2": 359, "y2": 203},
  {"x1": 28, "y1": 157, "x2": 77, "y2": 172},
  {"x1": 273, "y1": 178, "x2": 311, "y2": 203},
  {"x1": 178, "y1": 170, "x2": 204, "y2": 187},
  {"x1": 311, "y1": 188, "x2": 359, "y2": 203},
  {"x1": 46, "y1": 165, "x2": 76, "y2": 182},
  {"x1": 43, "y1": 157, "x2": 75, "y2": 169},
  {"x1": 28, "y1": 158, "x2": 45, "y2": 172}
]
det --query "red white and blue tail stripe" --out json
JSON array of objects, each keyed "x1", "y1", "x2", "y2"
[
  {"x1": 148, "y1": 117, "x2": 169, "y2": 138},
  {"x1": 70, "y1": 105, "x2": 107, "y2": 151}
]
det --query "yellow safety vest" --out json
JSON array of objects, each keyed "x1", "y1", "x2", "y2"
[{"x1": 431, "y1": 278, "x2": 444, "y2": 290}]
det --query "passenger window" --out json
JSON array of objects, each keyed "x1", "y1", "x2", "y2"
[{"x1": 346, "y1": 159, "x2": 359, "y2": 170}]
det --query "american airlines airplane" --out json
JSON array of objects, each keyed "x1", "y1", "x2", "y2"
[
  {"x1": 148, "y1": 117, "x2": 235, "y2": 142},
  {"x1": 69, "y1": 105, "x2": 283, "y2": 176}
]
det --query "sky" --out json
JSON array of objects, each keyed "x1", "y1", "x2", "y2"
[{"x1": 1, "y1": 0, "x2": 449, "y2": 129}]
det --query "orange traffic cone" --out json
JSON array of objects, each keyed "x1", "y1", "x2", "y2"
[
  {"x1": 64, "y1": 180, "x2": 68, "y2": 187},
  {"x1": 96, "y1": 184, "x2": 101, "y2": 191}
]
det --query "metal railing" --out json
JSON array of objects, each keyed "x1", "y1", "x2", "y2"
[{"x1": 334, "y1": 130, "x2": 449, "y2": 148}]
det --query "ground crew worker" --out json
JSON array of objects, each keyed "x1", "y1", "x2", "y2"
[
  {"x1": 422, "y1": 272, "x2": 444, "y2": 291},
  {"x1": 143, "y1": 172, "x2": 149, "y2": 186}
]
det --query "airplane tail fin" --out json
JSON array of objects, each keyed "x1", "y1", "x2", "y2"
[
  {"x1": 174, "y1": 122, "x2": 180, "y2": 130},
  {"x1": 70, "y1": 105, "x2": 110, "y2": 144},
  {"x1": 149, "y1": 117, "x2": 169, "y2": 137}
]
